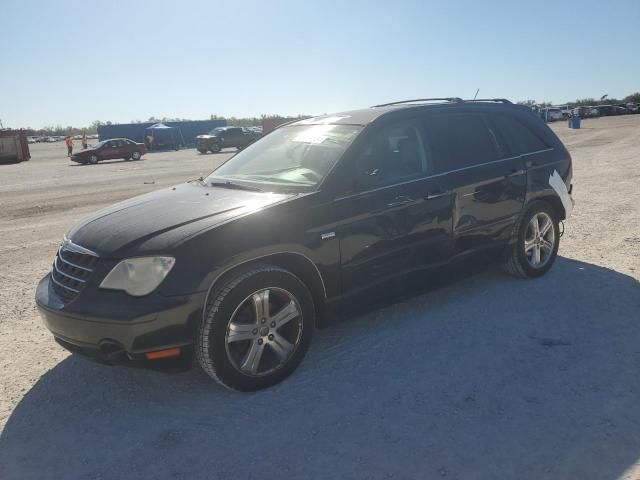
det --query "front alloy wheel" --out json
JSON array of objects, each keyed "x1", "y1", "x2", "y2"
[
  {"x1": 197, "y1": 265, "x2": 315, "y2": 391},
  {"x1": 225, "y1": 288, "x2": 302, "y2": 376}
]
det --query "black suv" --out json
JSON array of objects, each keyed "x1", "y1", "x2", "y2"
[
  {"x1": 37, "y1": 98, "x2": 574, "y2": 391},
  {"x1": 196, "y1": 126, "x2": 261, "y2": 153}
]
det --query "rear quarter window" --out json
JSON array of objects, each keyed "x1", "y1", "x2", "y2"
[{"x1": 490, "y1": 114, "x2": 548, "y2": 156}]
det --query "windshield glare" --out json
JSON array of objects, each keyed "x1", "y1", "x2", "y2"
[{"x1": 206, "y1": 124, "x2": 362, "y2": 191}]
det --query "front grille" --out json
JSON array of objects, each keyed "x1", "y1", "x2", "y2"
[{"x1": 50, "y1": 241, "x2": 99, "y2": 303}]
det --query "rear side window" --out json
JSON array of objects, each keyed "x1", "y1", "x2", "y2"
[
  {"x1": 490, "y1": 114, "x2": 548, "y2": 155},
  {"x1": 423, "y1": 114, "x2": 500, "y2": 172}
]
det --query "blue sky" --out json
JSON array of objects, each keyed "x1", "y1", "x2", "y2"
[{"x1": 1, "y1": 0, "x2": 638, "y2": 128}]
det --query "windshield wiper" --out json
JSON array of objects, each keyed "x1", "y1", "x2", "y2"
[{"x1": 209, "y1": 180, "x2": 264, "y2": 192}]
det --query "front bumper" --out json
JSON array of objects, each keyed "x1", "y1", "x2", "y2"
[{"x1": 36, "y1": 274, "x2": 205, "y2": 368}]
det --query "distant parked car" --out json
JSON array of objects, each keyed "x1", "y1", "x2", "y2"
[
  {"x1": 71, "y1": 138, "x2": 145, "y2": 164},
  {"x1": 543, "y1": 108, "x2": 563, "y2": 121},
  {"x1": 559, "y1": 105, "x2": 572, "y2": 118},
  {"x1": 196, "y1": 126, "x2": 262, "y2": 153},
  {"x1": 625, "y1": 103, "x2": 639, "y2": 113},
  {"x1": 596, "y1": 105, "x2": 616, "y2": 116}
]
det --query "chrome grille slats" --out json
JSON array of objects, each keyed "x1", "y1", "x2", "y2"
[{"x1": 50, "y1": 239, "x2": 99, "y2": 303}]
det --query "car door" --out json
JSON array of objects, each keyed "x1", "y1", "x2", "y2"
[
  {"x1": 328, "y1": 116, "x2": 454, "y2": 295},
  {"x1": 422, "y1": 111, "x2": 526, "y2": 254},
  {"x1": 100, "y1": 140, "x2": 118, "y2": 160},
  {"x1": 222, "y1": 128, "x2": 241, "y2": 148}
]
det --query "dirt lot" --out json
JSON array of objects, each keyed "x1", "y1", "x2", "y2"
[{"x1": 1, "y1": 117, "x2": 639, "y2": 479}]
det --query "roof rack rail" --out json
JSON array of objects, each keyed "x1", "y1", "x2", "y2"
[
  {"x1": 372, "y1": 97, "x2": 513, "y2": 108},
  {"x1": 464, "y1": 98, "x2": 513, "y2": 104},
  {"x1": 372, "y1": 98, "x2": 464, "y2": 108}
]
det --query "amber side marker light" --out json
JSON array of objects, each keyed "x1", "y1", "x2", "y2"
[{"x1": 145, "y1": 348, "x2": 181, "y2": 360}]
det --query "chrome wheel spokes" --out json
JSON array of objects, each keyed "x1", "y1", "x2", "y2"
[
  {"x1": 524, "y1": 212, "x2": 556, "y2": 268},
  {"x1": 225, "y1": 288, "x2": 302, "y2": 376}
]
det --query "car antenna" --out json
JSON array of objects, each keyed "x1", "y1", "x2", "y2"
[{"x1": 473, "y1": 88, "x2": 480, "y2": 100}]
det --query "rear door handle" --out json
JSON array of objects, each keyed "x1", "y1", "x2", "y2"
[
  {"x1": 386, "y1": 195, "x2": 413, "y2": 208},
  {"x1": 426, "y1": 190, "x2": 451, "y2": 200},
  {"x1": 506, "y1": 169, "x2": 526, "y2": 177}
]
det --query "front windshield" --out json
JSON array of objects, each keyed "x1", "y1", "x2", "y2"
[
  {"x1": 206, "y1": 124, "x2": 362, "y2": 191},
  {"x1": 209, "y1": 127, "x2": 226, "y2": 135}
]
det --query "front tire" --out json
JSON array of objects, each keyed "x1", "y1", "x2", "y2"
[
  {"x1": 197, "y1": 265, "x2": 315, "y2": 391},
  {"x1": 210, "y1": 142, "x2": 222, "y2": 153},
  {"x1": 88, "y1": 154, "x2": 98, "y2": 164},
  {"x1": 501, "y1": 201, "x2": 560, "y2": 278}
]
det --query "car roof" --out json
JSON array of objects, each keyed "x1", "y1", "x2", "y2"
[{"x1": 288, "y1": 99, "x2": 530, "y2": 127}]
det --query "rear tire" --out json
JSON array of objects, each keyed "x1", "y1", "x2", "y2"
[
  {"x1": 197, "y1": 265, "x2": 315, "y2": 391},
  {"x1": 132, "y1": 151, "x2": 142, "y2": 160},
  {"x1": 501, "y1": 201, "x2": 560, "y2": 278}
]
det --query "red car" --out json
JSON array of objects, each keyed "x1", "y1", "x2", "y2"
[{"x1": 71, "y1": 138, "x2": 146, "y2": 164}]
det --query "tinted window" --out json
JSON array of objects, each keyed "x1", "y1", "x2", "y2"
[
  {"x1": 351, "y1": 119, "x2": 429, "y2": 188},
  {"x1": 490, "y1": 114, "x2": 547, "y2": 155},
  {"x1": 423, "y1": 114, "x2": 499, "y2": 172}
]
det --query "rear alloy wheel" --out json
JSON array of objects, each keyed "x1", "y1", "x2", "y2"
[
  {"x1": 88, "y1": 154, "x2": 98, "y2": 164},
  {"x1": 210, "y1": 142, "x2": 222, "y2": 153},
  {"x1": 501, "y1": 201, "x2": 560, "y2": 278},
  {"x1": 132, "y1": 151, "x2": 141, "y2": 161},
  {"x1": 197, "y1": 265, "x2": 314, "y2": 391}
]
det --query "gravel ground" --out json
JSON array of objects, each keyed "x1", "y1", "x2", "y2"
[{"x1": 0, "y1": 116, "x2": 639, "y2": 480}]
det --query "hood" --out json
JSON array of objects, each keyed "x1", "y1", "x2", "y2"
[
  {"x1": 67, "y1": 182, "x2": 294, "y2": 257},
  {"x1": 196, "y1": 134, "x2": 218, "y2": 140},
  {"x1": 72, "y1": 147, "x2": 98, "y2": 157}
]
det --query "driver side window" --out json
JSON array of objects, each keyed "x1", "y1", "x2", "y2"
[{"x1": 351, "y1": 119, "x2": 430, "y2": 190}]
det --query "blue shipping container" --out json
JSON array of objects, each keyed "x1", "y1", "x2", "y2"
[{"x1": 98, "y1": 120, "x2": 227, "y2": 147}]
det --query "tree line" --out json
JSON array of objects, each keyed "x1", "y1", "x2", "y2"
[
  {"x1": 518, "y1": 92, "x2": 640, "y2": 108},
  {"x1": 18, "y1": 94, "x2": 640, "y2": 136}
]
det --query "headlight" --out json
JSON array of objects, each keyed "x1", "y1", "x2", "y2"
[{"x1": 100, "y1": 257, "x2": 175, "y2": 296}]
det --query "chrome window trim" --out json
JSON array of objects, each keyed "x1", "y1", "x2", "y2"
[{"x1": 333, "y1": 148, "x2": 554, "y2": 201}]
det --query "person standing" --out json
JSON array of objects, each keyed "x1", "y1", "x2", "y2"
[
  {"x1": 65, "y1": 136, "x2": 73, "y2": 157},
  {"x1": 82, "y1": 134, "x2": 88, "y2": 149}
]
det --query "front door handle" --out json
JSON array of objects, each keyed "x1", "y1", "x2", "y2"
[
  {"x1": 386, "y1": 195, "x2": 413, "y2": 208},
  {"x1": 426, "y1": 190, "x2": 451, "y2": 200}
]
